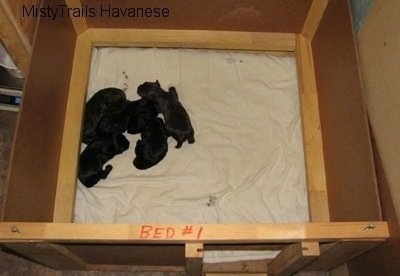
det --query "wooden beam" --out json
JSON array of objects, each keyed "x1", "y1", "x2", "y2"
[
  {"x1": 207, "y1": 274, "x2": 267, "y2": 276},
  {"x1": 0, "y1": 0, "x2": 32, "y2": 76},
  {"x1": 53, "y1": 30, "x2": 92, "y2": 222},
  {"x1": 268, "y1": 242, "x2": 320, "y2": 275},
  {"x1": 186, "y1": 243, "x2": 203, "y2": 275},
  {"x1": 296, "y1": 34, "x2": 330, "y2": 222},
  {"x1": 65, "y1": 0, "x2": 88, "y2": 34},
  {"x1": 90, "y1": 28, "x2": 296, "y2": 52},
  {"x1": 301, "y1": 0, "x2": 329, "y2": 40},
  {"x1": 3, "y1": 243, "x2": 87, "y2": 270},
  {"x1": 0, "y1": 222, "x2": 389, "y2": 243},
  {"x1": 303, "y1": 241, "x2": 383, "y2": 272},
  {"x1": 204, "y1": 259, "x2": 270, "y2": 274},
  {"x1": 86, "y1": 264, "x2": 184, "y2": 272}
]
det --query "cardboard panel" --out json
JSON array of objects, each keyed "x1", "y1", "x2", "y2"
[
  {"x1": 348, "y1": 133, "x2": 400, "y2": 275},
  {"x1": 82, "y1": 0, "x2": 312, "y2": 33},
  {"x1": 311, "y1": 0, "x2": 381, "y2": 221},
  {"x1": 3, "y1": 0, "x2": 77, "y2": 222}
]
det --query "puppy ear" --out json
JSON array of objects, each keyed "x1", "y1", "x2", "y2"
[
  {"x1": 168, "y1": 87, "x2": 179, "y2": 100},
  {"x1": 157, "y1": 117, "x2": 164, "y2": 125},
  {"x1": 155, "y1": 80, "x2": 160, "y2": 86}
]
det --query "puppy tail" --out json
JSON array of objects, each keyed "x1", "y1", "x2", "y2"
[{"x1": 102, "y1": 164, "x2": 113, "y2": 178}]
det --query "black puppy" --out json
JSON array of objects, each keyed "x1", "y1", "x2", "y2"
[
  {"x1": 97, "y1": 100, "x2": 131, "y2": 137},
  {"x1": 137, "y1": 81, "x2": 195, "y2": 148},
  {"x1": 133, "y1": 118, "x2": 168, "y2": 170},
  {"x1": 126, "y1": 98, "x2": 159, "y2": 134},
  {"x1": 78, "y1": 133, "x2": 130, "y2": 188},
  {"x1": 97, "y1": 98, "x2": 159, "y2": 137},
  {"x1": 82, "y1": 87, "x2": 126, "y2": 144}
]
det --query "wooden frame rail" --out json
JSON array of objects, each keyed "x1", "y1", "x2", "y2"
[
  {"x1": 0, "y1": 0, "x2": 32, "y2": 76},
  {"x1": 0, "y1": 222, "x2": 389, "y2": 274},
  {"x1": 0, "y1": 222, "x2": 389, "y2": 243}
]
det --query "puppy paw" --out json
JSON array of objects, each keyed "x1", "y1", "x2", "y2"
[
  {"x1": 99, "y1": 164, "x2": 113, "y2": 180},
  {"x1": 104, "y1": 164, "x2": 113, "y2": 174},
  {"x1": 175, "y1": 142, "x2": 183, "y2": 149}
]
